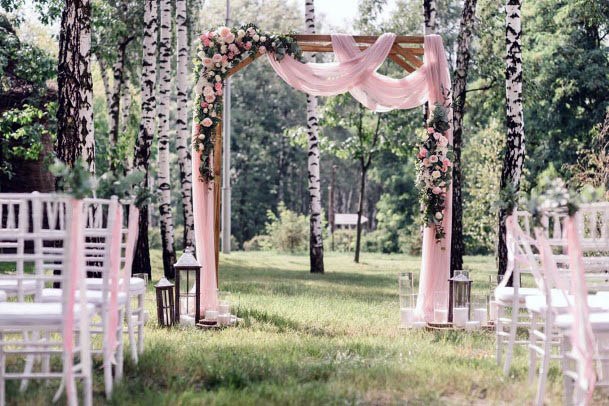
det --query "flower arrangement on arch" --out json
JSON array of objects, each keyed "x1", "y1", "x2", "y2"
[
  {"x1": 193, "y1": 23, "x2": 302, "y2": 181},
  {"x1": 416, "y1": 104, "x2": 454, "y2": 241}
]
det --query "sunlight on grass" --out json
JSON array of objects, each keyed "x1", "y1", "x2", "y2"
[{"x1": 8, "y1": 251, "x2": 563, "y2": 405}]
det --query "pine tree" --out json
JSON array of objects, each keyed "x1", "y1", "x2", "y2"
[{"x1": 305, "y1": 0, "x2": 324, "y2": 273}]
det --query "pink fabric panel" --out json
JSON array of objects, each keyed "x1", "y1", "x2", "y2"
[
  {"x1": 565, "y1": 217, "x2": 596, "y2": 401},
  {"x1": 192, "y1": 146, "x2": 219, "y2": 312},
  {"x1": 415, "y1": 35, "x2": 453, "y2": 322},
  {"x1": 123, "y1": 205, "x2": 140, "y2": 280},
  {"x1": 64, "y1": 199, "x2": 84, "y2": 405},
  {"x1": 107, "y1": 204, "x2": 123, "y2": 363}
]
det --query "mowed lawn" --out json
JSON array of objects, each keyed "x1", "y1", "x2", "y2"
[{"x1": 10, "y1": 251, "x2": 566, "y2": 405}]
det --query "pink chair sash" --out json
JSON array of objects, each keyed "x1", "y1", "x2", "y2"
[{"x1": 106, "y1": 204, "x2": 123, "y2": 363}]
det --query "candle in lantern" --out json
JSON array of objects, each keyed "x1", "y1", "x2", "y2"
[
  {"x1": 434, "y1": 309, "x2": 448, "y2": 323},
  {"x1": 452, "y1": 307, "x2": 468, "y2": 328},
  {"x1": 205, "y1": 309, "x2": 218, "y2": 321},
  {"x1": 180, "y1": 314, "x2": 195, "y2": 326},
  {"x1": 465, "y1": 320, "x2": 480, "y2": 331},
  {"x1": 218, "y1": 302, "x2": 230, "y2": 315},
  {"x1": 400, "y1": 307, "x2": 414, "y2": 327},
  {"x1": 473, "y1": 307, "x2": 488, "y2": 325}
]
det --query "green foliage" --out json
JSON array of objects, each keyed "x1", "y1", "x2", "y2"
[
  {"x1": 0, "y1": 103, "x2": 55, "y2": 180},
  {"x1": 96, "y1": 170, "x2": 155, "y2": 208},
  {"x1": 49, "y1": 159, "x2": 95, "y2": 199},
  {"x1": 243, "y1": 235, "x2": 272, "y2": 251},
  {"x1": 263, "y1": 203, "x2": 308, "y2": 253}
]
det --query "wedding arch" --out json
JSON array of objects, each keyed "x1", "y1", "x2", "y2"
[{"x1": 190, "y1": 24, "x2": 453, "y2": 322}]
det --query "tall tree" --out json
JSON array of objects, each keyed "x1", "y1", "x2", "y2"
[
  {"x1": 497, "y1": 0, "x2": 524, "y2": 279},
  {"x1": 108, "y1": 35, "x2": 134, "y2": 149},
  {"x1": 157, "y1": 0, "x2": 177, "y2": 278},
  {"x1": 132, "y1": 0, "x2": 158, "y2": 279},
  {"x1": 176, "y1": 0, "x2": 194, "y2": 248},
  {"x1": 450, "y1": 0, "x2": 478, "y2": 274},
  {"x1": 423, "y1": 0, "x2": 437, "y2": 34},
  {"x1": 56, "y1": 0, "x2": 95, "y2": 173},
  {"x1": 305, "y1": 0, "x2": 324, "y2": 273}
]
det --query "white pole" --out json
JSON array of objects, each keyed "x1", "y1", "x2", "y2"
[{"x1": 221, "y1": 0, "x2": 232, "y2": 253}]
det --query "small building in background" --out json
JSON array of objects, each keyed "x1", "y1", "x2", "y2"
[{"x1": 334, "y1": 214, "x2": 368, "y2": 230}]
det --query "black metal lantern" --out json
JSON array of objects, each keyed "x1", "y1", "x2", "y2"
[
  {"x1": 449, "y1": 270, "x2": 472, "y2": 326},
  {"x1": 155, "y1": 277, "x2": 176, "y2": 327},
  {"x1": 174, "y1": 247, "x2": 201, "y2": 325}
]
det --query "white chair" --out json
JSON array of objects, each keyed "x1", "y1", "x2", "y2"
[
  {"x1": 85, "y1": 204, "x2": 145, "y2": 363},
  {"x1": 38, "y1": 197, "x2": 124, "y2": 398},
  {"x1": 0, "y1": 193, "x2": 93, "y2": 406}
]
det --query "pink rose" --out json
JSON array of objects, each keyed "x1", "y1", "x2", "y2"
[
  {"x1": 419, "y1": 147, "x2": 428, "y2": 157},
  {"x1": 432, "y1": 187, "x2": 442, "y2": 195},
  {"x1": 442, "y1": 158, "x2": 451, "y2": 167},
  {"x1": 423, "y1": 158, "x2": 430, "y2": 167},
  {"x1": 244, "y1": 41, "x2": 252, "y2": 50},
  {"x1": 216, "y1": 89, "x2": 223, "y2": 96},
  {"x1": 429, "y1": 155, "x2": 438, "y2": 163},
  {"x1": 259, "y1": 46, "x2": 266, "y2": 54},
  {"x1": 214, "y1": 82, "x2": 222, "y2": 91},
  {"x1": 229, "y1": 44, "x2": 239, "y2": 54},
  {"x1": 226, "y1": 33, "x2": 235, "y2": 43},
  {"x1": 201, "y1": 118, "x2": 213, "y2": 127},
  {"x1": 194, "y1": 124, "x2": 201, "y2": 134},
  {"x1": 427, "y1": 127, "x2": 434, "y2": 134},
  {"x1": 202, "y1": 38, "x2": 211, "y2": 47},
  {"x1": 212, "y1": 53, "x2": 222, "y2": 63},
  {"x1": 219, "y1": 26, "x2": 231, "y2": 38},
  {"x1": 200, "y1": 101, "x2": 208, "y2": 108},
  {"x1": 202, "y1": 58, "x2": 213, "y2": 67},
  {"x1": 228, "y1": 52, "x2": 234, "y2": 59},
  {"x1": 434, "y1": 132, "x2": 441, "y2": 140},
  {"x1": 441, "y1": 165, "x2": 448, "y2": 172},
  {"x1": 205, "y1": 94, "x2": 216, "y2": 103},
  {"x1": 221, "y1": 55, "x2": 228, "y2": 63}
]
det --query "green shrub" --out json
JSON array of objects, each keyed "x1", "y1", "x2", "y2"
[
  {"x1": 329, "y1": 229, "x2": 355, "y2": 252},
  {"x1": 243, "y1": 235, "x2": 272, "y2": 251},
  {"x1": 264, "y1": 203, "x2": 308, "y2": 253}
]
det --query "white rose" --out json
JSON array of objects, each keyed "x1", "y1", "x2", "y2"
[
  {"x1": 260, "y1": 36, "x2": 267, "y2": 42},
  {"x1": 203, "y1": 86, "x2": 214, "y2": 96},
  {"x1": 203, "y1": 108, "x2": 208, "y2": 113},
  {"x1": 211, "y1": 111, "x2": 217, "y2": 117},
  {"x1": 253, "y1": 34, "x2": 260, "y2": 42},
  {"x1": 237, "y1": 29, "x2": 245, "y2": 38},
  {"x1": 435, "y1": 212, "x2": 443, "y2": 220},
  {"x1": 215, "y1": 75, "x2": 221, "y2": 82},
  {"x1": 432, "y1": 171, "x2": 441, "y2": 179},
  {"x1": 197, "y1": 51, "x2": 205, "y2": 59},
  {"x1": 220, "y1": 45, "x2": 227, "y2": 53}
]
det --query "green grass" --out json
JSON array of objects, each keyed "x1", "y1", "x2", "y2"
[{"x1": 9, "y1": 251, "x2": 567, "y2": 405}]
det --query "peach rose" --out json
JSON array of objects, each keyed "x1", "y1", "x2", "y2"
[{"x1": 201, "y1": 118, "x2": 213, "y2": 127}]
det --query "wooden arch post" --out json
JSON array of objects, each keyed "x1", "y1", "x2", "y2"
[{"x1": 211, "y1": 34, "x2": 425, "y2": 278}]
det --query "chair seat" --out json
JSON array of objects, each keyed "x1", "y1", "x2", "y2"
[
  {"x1": 85, "y1": 277, "x2": 146, "y2": 293},
  {"x1": 40, "y1": 288, "x2": 127, "y2": 305},
  {"x1": 556, "y1": 311, "x2": 609, "y2": 330},
  {"x1": 495, "y1": 287, "x2": 541, "y2": 303},
  {"x1": 525, "y1": 292, "x2": 609, "y2": 314},
  {"x1": 0, "y1": 302, "x2": 95, "y2": 327},
  {"x1": 0, "y1": 279, "x2": 37, "y2": 294}
]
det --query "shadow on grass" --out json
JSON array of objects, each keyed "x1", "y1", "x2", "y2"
[{"x1": 239, "y1": 307, "x2": 338, "y2": 338}]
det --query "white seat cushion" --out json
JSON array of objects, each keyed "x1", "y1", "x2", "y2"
[
  {"x1": 526, "y1": 292, "x2": 609, "y2": 314},
  {"x1": 0, "y1": 302, "x2": 95, "y2": 327},
  {"x1": 40, "y1": 288, "x2": 127, "y2": 305},
  {"x1": 556, "y1": 311, "x2": 609, "y2": 330},
  {"x1": 495, "y1": 287, "x2": 541, "y2": 303},
  {"x1": 85, "y1": 277, "x2": 146, "y2": 293},
  {"x1": 0, "y1": 279, "x2": 36, "y2": 294}
]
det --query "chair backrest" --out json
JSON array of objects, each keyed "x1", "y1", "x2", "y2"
[
  {"x1": 119, "y1": 203, "x2": 139, "y2": 294},
  {"x1": 576, "y1": 202, "x2": 609, "y2": 252}
]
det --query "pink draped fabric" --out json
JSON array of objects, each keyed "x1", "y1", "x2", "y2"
[
  {"x1": 192, "y1": 148, "x2": 219, "y2": 313},
  {"x1": 107, "y1": 204, "x2": 123, "y2": 363},
  {"x1": 122, "y1": 205, "x2": 140, "y2": 280},
  {"x1": 565, "y1": 217, "x2": 596, "y2": 402},
  {"x1": 193, "y1": 35, "x2": 451, "y2": 319},
  {"x1": 63, "y1": 199, "x2": 84, "y2": 405}
]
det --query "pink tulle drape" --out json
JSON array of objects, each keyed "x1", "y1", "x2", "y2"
[
  {"x1": 192, "y1": 148, "x2": 219, "y2": 313},
  {"x1": 106, "y1": 204, "x2": 123, "y2": 363},
  {"x1": 192, "y1": 34, "x2": 452, "y2": 319}
]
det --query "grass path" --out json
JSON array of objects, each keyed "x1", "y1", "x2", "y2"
[{"x1": 12, "y1": 252, "x2": 566, "y2": 405}]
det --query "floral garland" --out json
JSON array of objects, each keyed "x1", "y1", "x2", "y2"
[
  {"x1": 193, "y1": 24, "x2": 302, "y2": 181},
  {"x1": 416, "y1": 104, "x2": 454, "y2": 240}
]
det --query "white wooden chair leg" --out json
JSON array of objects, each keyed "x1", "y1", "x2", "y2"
[
  {"x1": 535, "y1": 316, "x2": 552, "y2": 406},
  {"x1": 103, "y1": 341, "x2": 113, "y2": 399},
  {"x1": 126, "y1": 299, "x2": 138, "y2": 363},
  {"x1": 137, "y1": 293, "x2": 144, "y2": 355},
  {"x1": 42, "y1": 331, "x2": 51, "y2": 384},
  {"x1": 503, "y1": 302, "x2": 519, "y2": 375},
  {"x1": 561, "y1": 337, "x2": 574, "y2": 405},
  {"x1": 115, "y1": 309, "x2": 124, "y2": 382},
  {"x1": 19, "y1": 331, "x2": 34, "y2": 392},
  {"x1": 528, "y1": 313, "x2": 538, "y2": 384},
  {"x1": 496, "y1": 305, "x2": 504, "y2": 365},
  {"x1": 0, "y1": 332, "x2": 5, "y2": 406}
]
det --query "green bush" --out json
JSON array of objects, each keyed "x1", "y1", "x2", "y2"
[
  {"x1": 329, "y1": 229, "x2": 356, "y2": 252},
  {"x1": 264, "y1": 203, "x2": 308, "y2": 253},
  {"x1": 243, "y1": 235, "x2": 272, "y2": 251}
]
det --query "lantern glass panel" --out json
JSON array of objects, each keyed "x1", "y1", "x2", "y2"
[
  {"x1": 155, "y1": 278, "x2": 175, "y2": 327},
  {"x1": 178, "y1": 269, "x2": 199, "y2": 316},
  {"x1": 450, "y1": 271, "x2": 472, "y2": 309}
]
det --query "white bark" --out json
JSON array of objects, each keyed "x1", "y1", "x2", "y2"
[
  {"x1": 176, "y1": 0, "x2": 194, "y2": 248},
  {"x1": 305, "y1": 0, "x2": 324, "y2": 273},
  {"x1": 424, "y1": 0, "x2": 437, "y2": 35},
  {"x1": 157, "y1": 0, "x2": 177, "y2": 276},
  {"x1": 56, "y1": 0, "x2": 95, "y2": 174},
  {"x1": 120, "y1": 82, "x2": 131, "y2": 135}
]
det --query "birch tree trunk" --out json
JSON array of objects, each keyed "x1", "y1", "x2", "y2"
[
  {"x1": 176, "y1": 0, "x2": 194, "y2": 249},
  {"x1": 497, "y1": 0, "x2": 525, "y2": 279},
  {"x1": 305, "y1": 0, "x2": 324, "y2": 274},
  {"x1": 56, "y1": 0, "x2": 95, "y2": 173},
  {"x1": 157, "y1": 0, "x2": 177, "y2": 278},
  {"x1": 450, "y1": 0, "x2": 478, "y2": 275},
  {"x1": 132, "y1": 0, "x2": 158, "y2": 278},
  {"x1": 120, "y1": 80, "x2": 131, "y2": 135},
  {"x1": 423, "y1": 0, "x2": 437, "y2": 35}
]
